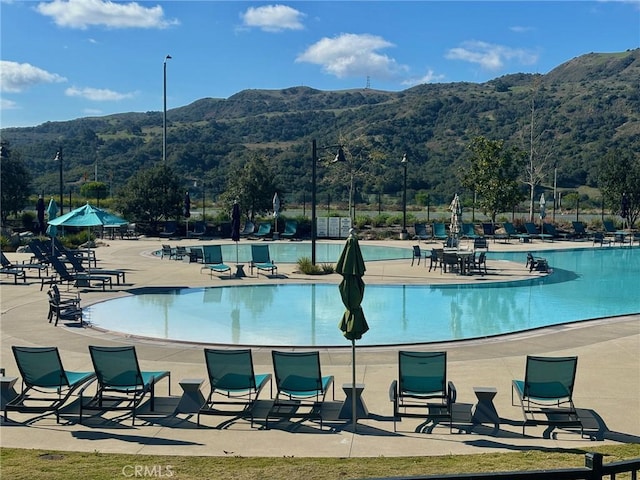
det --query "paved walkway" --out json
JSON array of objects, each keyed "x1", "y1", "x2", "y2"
[{"x1": 1, "y1": 236, "x2": 638, "y2": 457}]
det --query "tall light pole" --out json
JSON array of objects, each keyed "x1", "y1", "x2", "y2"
[
  {"x1": 163, "y1": 54, "x2": 172, "y2": 163},
  {"x1": 401, "y1": 153, "x2": 408, "y2": 239},
  {"x1": 311, "y1": 140, "x2": 345, "y2": 265},
  {"x1": 55, "y1": 148, "x2": 63, "y2": 214}
]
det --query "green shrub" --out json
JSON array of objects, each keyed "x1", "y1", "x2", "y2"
[
  {"x1": 296, "y1": 257, "x2": 334, "y2": 275},
  {"x1": 321, "y1": 263, "x2": 335, "y2": 274},
  {"x1": 21, "y1": 211, "x2": 35, "y2": 230}
]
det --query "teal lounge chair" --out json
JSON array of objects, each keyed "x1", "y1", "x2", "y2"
[
  {"x1": 197, "y1": 349, "x2": 271, "y2": 428},
  {"x1": 512, "y1": 355, "x2": 581, "y2": 438},
  {"x1": 571, "y1": 221, "x2": 593, "y2": 240},
  {"x1": 602, "y1": 220, "x2": 617, "y2": 235},
  {"x1": 281, "y1": 220, "x2": 298, "y2": 240},
  {"x1": 432, "y1": 222, "x2": 448, "y2": 241},
  {"x1": 253, "y1": 222, "x2": 272, "y2": 239},
  {"x1": 5, "y1": 346, "x2": 96, "y2": 423},
  {"x1": 81, "y1": 346, "x2": 171, "y2": 425},
  {"x1": 200, "y1": 245, "x2": 231, "y2": 278},
  {"x1": 524, "y1": 222, "x2": 553, "y2": 242},
  {"x1": 250, "y1": 244, "x2": 277, "y2": 276},
  {"x1": 390, "y1": 351, "x2": 457, "y2": 432},
  {"x1": 543, "y1": 223, "x2": 571, "y2": 240},
  {"x1": 502, "y1": 222, "x2": 529, "y2": 243},
  {"x1": 461, "y1": 223, "x2": 480, "y2": 239},
  {"x1": 240, "y1": 221, "x2": 255, "y2": 237},
  {"x1": 413, "y1": 223, "x2": 430, "y2": 242},
  {"x1": 267, "y1": 351, "x2": 334, "y2": 429}
]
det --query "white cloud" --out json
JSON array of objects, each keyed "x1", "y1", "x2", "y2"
[
  {"x1": 0, "y1": 61, "x2": 67, "y2": 93},
  {"x1": 35, "y1": 0, "x2": 179, "y2": 30},
  {"x1": 65, "y1": 86, "x2": 135, "y2": 101},
  {"x1": 296, "y1": 33, "x2": 407, "y2": 79},
  {"x1": 1, "y1": 98, "x2": 19, "y2": 110},
  {"x1": 402, "y1": 69, "x2": 446, "y2": 86},
  {"x1": 445, "y1": 41, "x2": 538, "y2": 70},
  {"x1": 241, "y1": 4, "x2": 305, "y2": 32},
  {"x1": 509, "y1": 25, "x2": 534, "y2": 33}
]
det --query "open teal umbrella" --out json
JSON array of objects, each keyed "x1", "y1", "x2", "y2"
[
  {"x1": 48, "y1": 203, "x2": 127, "y2": 274},
  {"x1": 336, "y1": 230, "x2": 369, "y2": 431}
]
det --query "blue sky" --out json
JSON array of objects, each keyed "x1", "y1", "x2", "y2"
[{"x1": 1, "y1": 0, "x2": 639, "y2": 128}]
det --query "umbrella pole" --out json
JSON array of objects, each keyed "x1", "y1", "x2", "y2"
[{"x1": 352, "y1": 339, "x2": 357, "y2": 433}]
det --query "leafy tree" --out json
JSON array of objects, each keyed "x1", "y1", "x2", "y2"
[
  {"x1": 0, "y1": 142, "x2": 31, "y2": 223},
  {"x1": 598, "y1": 149, "x2": 640, "y2": 228},
  {"x1": 114, "y1": 164, "x2": 182, "y2": 229},
  {"x1": 460, "y1": 136, "x2": 525, "y2": 224},
  {"x1": 219, "y1": 155, "x2": 281, "y2": 222},
  {"x1": 80, "y1": 181, "x2": 108, "y2": 204}
]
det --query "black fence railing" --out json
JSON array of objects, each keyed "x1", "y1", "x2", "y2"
[{"x1": 365, "y1": 453, "x2": 639, "y2": 480}]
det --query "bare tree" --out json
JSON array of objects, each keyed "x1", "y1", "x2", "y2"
[{"x1": 517, "y1": 78, "x2": 555, "y2": 221}]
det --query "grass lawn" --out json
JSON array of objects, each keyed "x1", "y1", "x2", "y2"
[{"x1": 1, "y1": 445, "x2": 639, "y2": 479}]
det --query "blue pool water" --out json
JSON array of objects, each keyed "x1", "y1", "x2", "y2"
[{"x1": 87, "y1": 247, "x2": 639, "y2": 347}]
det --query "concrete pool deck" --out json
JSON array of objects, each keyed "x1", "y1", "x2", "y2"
[{"x1": 1, "y1": 236, "x2": 638, "y2": 458}]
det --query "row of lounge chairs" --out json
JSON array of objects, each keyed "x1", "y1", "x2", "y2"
[
  {"x1": 414, "y1": 221, "x2": 638, "y2": 245},
  {"x1": 158, "y1": 220, "x2": 298, "y2": 240},
  {"x1": 4, "y1": 346, "x2": 585, "y2": 438}
]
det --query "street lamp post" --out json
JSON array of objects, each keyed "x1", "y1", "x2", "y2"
[
  {"x1": 311, "y1": 140, "x2": 345, "y2": 265},
  {"x1": 400, "y1": 153, "x2": 408, "y2": 239},
  {"x1": 55, "y1": 148, "x2": 63, "y2": 214},
  {"x1": 163, "y1": 54, "x2": 172, "y2": 163}
]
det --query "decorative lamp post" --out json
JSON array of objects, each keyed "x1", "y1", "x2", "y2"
[
  {"x1": 311, "y1": 140, "x2": 345, "y2": 265},
  {"x1": 401, "y1": 153, "x2": 408, "y2": 239},
  {"x1": 55, "y1": 148, "x2": 63, "y2": 214},
  {"x1": 163, "y1": 54, "x2": 172, "y2": 163}
]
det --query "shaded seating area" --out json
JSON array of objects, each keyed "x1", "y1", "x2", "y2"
[
  {"x1": 281, "y1": 220, "x2": 298, "y2": 240},
  {"x1": 512, "y1": 355, "x2": 582, "y2": 438},
  {"x1": 250, "y1": 244, "x2": 277, "y2": 276},
  {"x1": 200, "y1": 245, "x2": 231, "y2": 278},
  {"x1": 5, "y1": 346, "x2": 96, "y2": 424},
  {"x1": 197, "y1": 349, "x2": 271, "y2": 428},
  {"x1": 81, "y1": 345, "x2": 171, "y2": 425},
  {"x1": 266, "y1": 351, "x2": 334, "y2": 430},
  {"x1": 390, "y1": 351, "x2": 456, "y2": 432},
  {"x1": 413, "y1": 223, "x2": 431, "y2": 242}
]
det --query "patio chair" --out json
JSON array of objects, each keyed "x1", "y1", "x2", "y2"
[
  {"x1": 252, "y1": 222, "x2": 272, "y2": 239},
  {"x1": 441, "y1": 252, "x2": 460, "y2": 274},
  {"x1": 60, "y1": 245, "x2": 126, "y2": 285},
  {"x1": 512, "y1": 355, "x2": 582, "y2": 437},
  {"x1": 413, "y1": 223, "x2": 430, "y2": 242},
  {"x1": 173, "y1": 246, "x2": 188, "y2": 261},
  {"x1": 1, "y1": 250, "x2": 48, "y2": 278},
  {"x1": 432, "y1": 222, "x2": 448, "y2": 241},
  {"x1": 411, "y1": 245, "x2": 426, "y2": 266},
  {"x1": 524, "y1": 222, "x2": 553, "y2": 242},
  {"x1": 503, "y1": 222, "x2": 530, "y2": 243},
  {"x1": 390, "y1": 351, "x2": 456, "y2": 432},
  {"x1": 159, "y1": 221, "x2": 177, "y2": 238},
  {"x1": 461, "y1": 223, "x2": 480, "y2": 239},
  {"x1": 240, "y1": 221, "x2": 255, "y2": 237},
  {"x1": 161, "y1": 244, "x2": 175, "y2": 259},
  {"x1": 5, "y1": 346, "x2": 96, "y2": 423},
  {"x1": 200, "y1": 245, "x2": 231, "y2": 278},
  {"x1": 267, "y1": 351, "x2": 334, "y2": 429},
  {"x1": 526, "y1": 253, "x2": 548, "y2": 272},
  {"x1": 542, "y1": 223, "x2": 571, "y2": 240},
  {"x1": 428, "y1": 248, "x2": 441, "y2": 272},
  {"x1": 281, "y1": 220, "x2": 298, "y2": 240},
  {"x1": 188, "y1": 221, "x2": 207, "y2": 238},
  {"x1": 81, "y1": 345, "x2": 171, "y2": 425},
  {"x1": 197, "y1": 349, "x2": 271, "y2": 428},
  {"x1": 250, "y1": 244, "x2": 277, "y2": 276},
  {"x1": 602, "y1": 220, "x2": 617, "y2": 236},
  {"x1": 592, "y1": 232, "x2": 612, "y2": 247},
  {"x1": 571, "y1": 221, "x2": 593, "y2": 240},
  {"x1": 473, "y1": 237, "x2": 489, "y2": 251},
  {"x1": 481, "y1": 223, "x2": 500, "y2": 242},
  {"x1": 47, "y1": 285, "x2": 83, "y2": 326},
  {"x1": 471, "y1": 251, "x2": 488, "y2": 276},
  {"x1": 40, "y1": 253, "x2": 112, "y2": 291}
]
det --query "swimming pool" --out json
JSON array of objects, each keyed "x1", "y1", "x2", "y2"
[{"x1": 87, "y1": 248, "x2": 639, "y2": 347}]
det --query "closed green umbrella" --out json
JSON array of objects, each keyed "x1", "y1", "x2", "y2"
[{"x1": 336, "y1": 230, "x2": 369, "y2": 431}]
